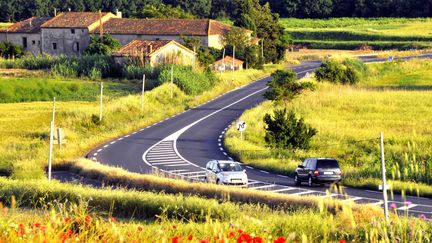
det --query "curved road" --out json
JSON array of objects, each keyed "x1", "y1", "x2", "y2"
[{"x1": 87, "y1": 56, "x2": 432, "y2": 217}]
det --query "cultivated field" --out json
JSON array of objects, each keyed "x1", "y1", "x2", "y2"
[
  {"x1": 225, "y1": 59, "x2": 432, "y2": 195},
  {"x1": 281, "y1": 18, "x2": 432, "y2": 50}
]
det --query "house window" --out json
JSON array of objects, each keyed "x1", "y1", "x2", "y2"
[
  {"x1": 32, "y1": 40, "x2": 36, "y2": 45},
  {"x1": 22, "y1": 37, "x2": 27, "y2": 48},
  {"x1": 52, "y1": 43, "x2": 57, "y2": 50},
  {"x1": 37, "y1": 41, "x2": 40, "y2": 46},
  {"x1": 71, "y1": 29, "x2": 75, "y2": 34}
]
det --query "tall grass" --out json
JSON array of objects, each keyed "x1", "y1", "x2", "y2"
[
  {"x1": 0, "y1": 64, "x2": 281, "y2": 179},
  {"x1": 225, "y1": 59, "x2": 432, "y2": 195}
]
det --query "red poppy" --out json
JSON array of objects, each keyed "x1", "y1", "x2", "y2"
[
  {"x1": 64, "y1": 217, "x2": 70, "y2": 223},
  {"x1": 171, "y1": 236, "x2": 182, "y2": 243},
  {"x1": 172, "y1": 225, "x2": 177, "y2": 229},
  {"x1": 33, "y1": 223, "x2": 41, "y2": 228},
  {"x1": 252, "y1": 237, "x2": 263, "y2": 243},
  {"x1": 188, "y1": 234, "x2": 193, "y2": 241},
  {"x1": 339, "y1": 240, "x2": 347, "y2": 243},
  {"x1": 110, "y1": 217, "x2": 116, "y2": 223},
  {"x1": 200, "y1": 240, "x2": 210, "y2": 243},
  {"x1": 137, "y1": 226, "x2": 143, "y2": 232},
  {"x1": 85, "y1": 215, "x2": 92, "y2": 224},
  {"x1": 237, "y1": 229, "x2": 244, "y2": 234},
  {"x1": 227, "y1": 231, "x2": 236, "y2": 238},
  {"x1": 274, "y1": 237, "x2": 286, "y2": 243},
  {"x1": 237, "y1": 233, "x2": 252, "y2": 243}
]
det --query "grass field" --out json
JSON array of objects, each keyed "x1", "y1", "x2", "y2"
[
  {"x1": 281, "y1": 18, "x2": 432, "y2": 50},
  {"x1": 225, "y1": 59, "x2": 432, "y2": 196},
  {"x1": 0, "y1": 178, "x2": 429, "y2": 242},
  {"x1": 0, "y1": 23, "x2": 12, "y2": 28},
  {"x1": 0, "y1": 64, "x2": 281, "y2": 179}
]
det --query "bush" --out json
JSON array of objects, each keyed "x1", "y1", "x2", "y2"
[
  {"x1": 264, "y1": 109, "x2": 317, "y2": 150},
  {"x1": 0, "y1": 42, "x2": 23, "y2": 58},
  {"x1": 157, "y1": 65, "x2": 216, "y2": 95},
  {"x1": 315, "y1": 58, "x2": 366, "y2": 84}
]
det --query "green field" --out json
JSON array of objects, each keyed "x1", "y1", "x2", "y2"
[
  {"x1": 225, "y1": 59, "x2": 432, "y2": 195},
  {"x1": 281, "y1": 18, "x2": 432, "y2": 50}
]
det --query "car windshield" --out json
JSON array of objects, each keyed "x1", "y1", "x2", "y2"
[
  {"x1": 219, "y1": 163, "x2": 243, "y2": 172},
  {"x1": 317, "y1": 159, "x2": 339, "y2": 169}
]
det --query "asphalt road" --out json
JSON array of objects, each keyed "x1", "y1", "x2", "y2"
[{"x1": 86, "y1": 55, "x2": 432, "y2": 217}]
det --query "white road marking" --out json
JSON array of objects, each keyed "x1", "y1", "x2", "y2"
[
  {"x1": 178, "y1": 171, "x2": 206, "y2": 175},
  {"x1": 97, "y1": 149, "x2": 102, "y2": 152},
  {"x1": 118, "y1": 137, "x2": 123, "y2": 141},
  {"x1": 149, "y1": 158, "x2": 184, "y2": 163},
  {"x1": 93, "y1": 153, "x2": 98, "y2": 156},
  {"x1": 132, "y1": 132, "x2": 137, "y2": 135},
  {"x1": 320, "y1": 193, "x2": 338, "y2": 198},
  {"x1": 271, "y1": 187, "x2": 296, "y2": 193},
  {"x1": 103, "y1": 145, "x2": 109, "y2": 148},
  {"x1": 365, "y1": 190, "x2": 381, "y2": 194},
  {"x1": 228, "y1": 157, "x2": 233, "y2": 161},
  {"x1": 246, "y1": 166, "x2": 254, "y2": 169},
  {"x1": 152, "y1": 161, "x2": 187, "y2": 165},
  {"x1": 218, "y1": 143, "x2": 222, "y2": 146},
  {"x1": 369, "y1": 200, "x2": 383, "y2": 206},
  {"x1": 219, "y1": 148, "x2": 224, "y2": 151},
  {"x1": 260, "y1": 170, "x2": 270, "y2": 174},
  {"x1": 277, "y1": 175, "x2": 289, "y2": 178},
  {"x1": 223, "y1": 152, "x2": 227, "y2": 155},
  {"x1": 247, "y1": 181, "x2": 262, "y2": 186},
  {"x1": 290, "y1": 190, "x2": 315, "y2": 196},
  {"x1": 110, "y1": 141, "x2": 116, "y2": 145},
  {"x1": 251, "y1": 184, "x2": 277, "y2": 190},
  {"x1": 165, "y1": 164, "x2": 190, "y2": 167},
  {"x1": 343, "y1": 197, "x2": 362, "y2": 202},
  {"x1": 167, "y1": 169, "x2": 189, "y2": 173},
  {"x1": 397, "y1": 204, "x2": 417, "y2": 211},
  {"x1": 124, "y1": 135, "x2": 130, "y2": 138},
  {"x1": 188, "y1": 174, "x2": 207, "y2": 179}
]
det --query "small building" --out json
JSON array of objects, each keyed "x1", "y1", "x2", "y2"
[
  {"x1": 40, "y1": 12, "x2": 120, "y2": 56},
  {"x1": 0, "y1": 17, "x2": 52, "y2": 56},
  {"x1": 113, "y1": 39, "x2": 196, "y2": 67},
  {"x1": 214, "y1": 56, "x2": 244, "y2": 71}
]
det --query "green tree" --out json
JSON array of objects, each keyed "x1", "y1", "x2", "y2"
[
  {"x1": 264, "y1": 69, "x2": 314, "y2": 105},
  {"x1": 84, "y1": 34, "x2": 121, "y2": 55},
  {"x1": 138, "y1": 3, "x2": 194, "y2": 19},
  {"x1": 315, "y1": 59, "x2": 366, "y2": 84},
  {"x1": 264, "y1": 108, "x2": 317, "y2": 150}
]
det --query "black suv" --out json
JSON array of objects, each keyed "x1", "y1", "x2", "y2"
[{"x1": 294, "y1": 158, "x2": 342, "y2": 187}]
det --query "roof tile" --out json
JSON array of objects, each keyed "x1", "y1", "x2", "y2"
[
  {"x1": 0, "y1": 17, "x2": 52, "y2": 33},
  {"x1": 41, "y1": 12, "x2": 110, "y2": 28}
]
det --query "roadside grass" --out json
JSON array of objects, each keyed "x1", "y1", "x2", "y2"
[
  {"x1": 0, "y1": 23, "x2": 12, "y2": 28},
  {"x1": 0, "y1": 177, "x2": 429, "y2": 242},
  {"x1": 225, "y1": 59, "x2": 432, "y2": 196},
  {"x1": 0, "y1": 64, "x2": 282, "y2": 179},
  {"x1": 281, "y1": 18, "x2": 432, "y2": 50}
]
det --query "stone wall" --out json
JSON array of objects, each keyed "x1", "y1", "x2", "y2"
[{"x1": 41, "y1": 28, "x2": 90, "y2": 56}]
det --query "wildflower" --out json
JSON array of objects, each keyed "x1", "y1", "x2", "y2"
[
  {"x1": 273, "y1": 237, "x2": 286, "y2": 243},
  {"x1": 171, "y1": 236, "x2": 182, "y2": 243},
  {"x1": 85, "y1": 215, "x2": 92, "y2": 224},
  {"x1": 67, "y1": 229, "x2": 73, "y2": 237},
  {"x1": 64, "y1": 217, "x2": 70, "y2": 223},
  {"x1": 252, "y1": 236, "x2": 263, "y2": 243},
  {"x1": 200, "y1": 239, "x2": 210, "y2": 243},
  {"x1": 188, "y1": 234, "x2": 193, "y2": 241},
  {"x1": 33, "y1": 223, "x2": 41, "y2": 228},
  {"x1": 17, "y1": 223, "x2": 25, "y2": 236},
  {"x1": 227, "y1": 231, "x2": 236, "y2": 238},
  {"x1": 389, "y1": 203, "x2": 397, "y2": 211},
  {"x1": 420, "y1": 214, "x2": 427, "y2": 220},
  {"x1": 109, "y1": 217, "x2": 116, "y2": 223},
  {"x1": 237, "y1": 229, "x2": 244, "y2": 234},
  {"x1": 339, "y1": 240, "x2": 347, "y2": 243},
  {"x1": 237, "y1": 233, "x2": 252, "y2": 242},
  {"x1": 137, "y1": 226, "x2": 143, "y2": 232},
  {"x1": 172, "y1": 225, "x2": 177, "y2": 229}
]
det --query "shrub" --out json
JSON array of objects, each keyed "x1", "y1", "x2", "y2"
[
  {"x1": 264, "y1": 108, "x2": 317, "y2": 150},
  {"x1": 84, "y1": 34, "x2": 121, "y2": 55},
  {"x1": 0, "y1": 42, "x2": 23, "y2": 58},
  {"x1": 315, "y1": 58, "x2": 365, "y2": 84}
]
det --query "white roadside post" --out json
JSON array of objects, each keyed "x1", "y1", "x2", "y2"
[
  {"x1": 232, "y1": 45, "x2": 235, "y2": 81},
  {"x1": 380, "y1": 131, "x2": 389, "y2": 222},
  {"x1": 221, "y1": 48, "x2": 226, "y2": 75},
  {"x1": 141, "y1": 74, "x2": 146, "y2": 113},
  {"x1": 99, "y1": 81, "x2": 103, "y2": 121},
  {"x1": 56, "y1": 128, "x2": 62, "y2": 151},
  {"x1": 170, "y1": 65, "x2": 174, "y2": 99},
  {"x1": 237, "y1": 121, "x2": 246, "y2": 140},
  {"x1": 48, "y1": 97, "x2": 56, "y2": 181}
]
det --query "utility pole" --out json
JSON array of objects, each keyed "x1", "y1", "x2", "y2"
[
  {"x1": 170, "y1": 65, "x2": 174, "y2": 99},
  {"x1": 380, "y1": 132, "x2": 389, "y2": 222},
  {"x1": 141, "y1": 74, "x2": 146, "y2": 113},
  {"x1": 48, "y1": 97, "x2": 56, "y2": 181},
  {"x1": 99, "y1": 81, "x2": 103, "y2": 121},
  {"x1": 232, "y1": 45, "x2": 235, "y2": 81}
]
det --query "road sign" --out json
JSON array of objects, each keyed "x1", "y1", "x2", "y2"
[{"x1": 237, "y1": 121, "x2": 246, "y2": 132}]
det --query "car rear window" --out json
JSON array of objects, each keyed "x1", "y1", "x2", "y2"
[
  {"x1": 219, "y1": 163, "x2": 243, "y2": 172},
  {"x1": 317, "y1": 159, "x2": 339, "y2": 169}
]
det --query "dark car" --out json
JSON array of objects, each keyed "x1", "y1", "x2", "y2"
[{"x1": 294, "y1": 158, "x2": 342, "y2": 187}]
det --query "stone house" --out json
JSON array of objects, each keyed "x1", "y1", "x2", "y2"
[
  {"x1": 0, "y1": 17, "x2": 52, "y2": 56},
  {"x1": 113, "y1": 40, "x2": 196, "y2": 67},
  {"x1": 214, "y1": 56, "x2": 244, "y2": 71}
]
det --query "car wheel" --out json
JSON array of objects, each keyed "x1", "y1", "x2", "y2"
[
  {"x1": 216, "y1": 179, "x2": 222, "y2": 185},
  {"x1": 308, "y1": 176, "x2": 313, "y2": 187},
  {"x1": 294, "y1": 173, "x2": 301, "y2": 186}
]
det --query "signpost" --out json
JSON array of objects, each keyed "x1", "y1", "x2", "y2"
[
  {"x1": 237, "y1": 121, "x2": 246, "y2": 140},
  {"x1": 48, "y1": 97, "x2": 56, "y2": 181},
  {"x1": 99, "y1": 81, "x2": 103, "y2": 121}
]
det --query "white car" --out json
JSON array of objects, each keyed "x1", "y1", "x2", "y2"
[{"x1": 205, "y1": 160, "x2": 248, "y2": 185}]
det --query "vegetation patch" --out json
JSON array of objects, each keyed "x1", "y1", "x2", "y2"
[{"x1": 225, "y1": 59, "x2": 432, "y2": 196}]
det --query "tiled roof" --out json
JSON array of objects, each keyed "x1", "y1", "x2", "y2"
[
  {"x1": 113, "y1": 40, "x2": 173, "y2": 57},
  {"x1": 0, "y1": 17, "x2": 52, "y2": 33},
  {"x1": 41, "y1": 12, "x2": 111, "y2": 28},
  {"x1": 97, "y1": 18, "x2": 232, "y2": 36},
  {"x1": 215, "y1": 56, "x2": 244, "y2": 65}
]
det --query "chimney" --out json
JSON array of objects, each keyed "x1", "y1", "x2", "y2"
[
  {"x1": 115, "y1": 9, "x2": 122, "y2": 18},
  {"x1": 29, "y1": 19, "x2": 32, "y2": 27},
  {"x1": 68, "y1": 8, "x2": 71, "y2": 12}
]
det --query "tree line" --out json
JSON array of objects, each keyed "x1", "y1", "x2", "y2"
[{"x1": 263, "y1": 0, "x2": 432, "y2": 18}]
